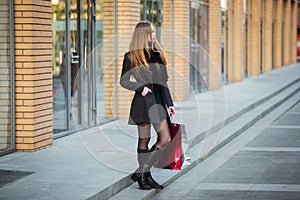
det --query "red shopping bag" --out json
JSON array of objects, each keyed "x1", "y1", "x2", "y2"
[{"x1": 154, "y1": 122, "x2": 183, "y2": 170}]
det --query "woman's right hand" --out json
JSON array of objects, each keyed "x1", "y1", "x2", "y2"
[{"x1": 141, "y1": 87, "x2": 152, "y2": 96}]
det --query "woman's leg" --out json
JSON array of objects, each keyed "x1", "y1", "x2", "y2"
[
  {"x1": 131, "y1": 122, "x2": 152, "y2": 190},
  {"x1": 153, "y1": 119, "x2": 171, "y2": 149},
  {"x1": 137, "y1": 122, "x2": 151, "y2": 150},
  {"x1": 136, "y1": 119, "x2": 170, "y2": 190}
]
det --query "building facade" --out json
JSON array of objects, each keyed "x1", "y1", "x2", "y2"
[{"x1": 0, "y1": 0, "x2": 298, "y2": 156}]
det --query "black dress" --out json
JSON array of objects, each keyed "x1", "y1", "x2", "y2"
[{"x1": 120, "y1": 48, "x2": 174, "y2": 125}]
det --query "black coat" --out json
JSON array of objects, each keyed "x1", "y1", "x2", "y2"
[{"x1": 120, "y1": 49, "x2": 174, "y2": 125}]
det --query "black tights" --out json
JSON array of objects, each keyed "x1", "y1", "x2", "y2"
[{"x1": 137, "y1": 119, "x2": 171, "y2": 150}]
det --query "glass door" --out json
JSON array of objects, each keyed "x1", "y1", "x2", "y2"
[
  {"x1": 52, "y1": 0, "x2": 69, "y2": 134},
  {"x1": 190, "y1": 2, "x2": 201, "y2": 93},
  {"x1": 141, "y1": 0, "x2": 163, "y2": 42},
  {"x1": 70, "y1": 0, "x2": 96, "y2": 130},
  {"x1": 199, "y1": 2, "x2": 209, "y2": 92},
  {"x1": 95, "y1": 0, "x2": 109, "y2": 124},
  {"x1": 52, "y1": 0, "x2": 82, "y2": 135},
  {"x1": 72, "y1": 0, "x2": 116, "y2": 129},
  {"x1": 190, "y1": 1, "x2": 209, "y2": 93},
  {"x1": 53, "y1": 0, "x2": 116, "y2": 135},
  {"x1": 221, "y1": 8, "x2": 228, "y2": 82}
]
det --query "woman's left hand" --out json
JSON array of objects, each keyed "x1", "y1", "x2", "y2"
[{"x1": 168, "y1": 106, "x2": 175, "y2": 117}]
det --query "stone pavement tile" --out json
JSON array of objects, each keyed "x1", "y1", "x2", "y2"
[
  {"x1": 150, "y1": 101, "x2": 300, "y2": 200},
  {"x1": 257, "y1": 152, "x2": 300, "y2": 185},
  {"x1": 246, "y1": 128, "x2": 300, "y2": 147},
  {"x1": 0, "y1": 169, "x2": 33, "y2": 187},
  {"x1": 271, "y1": 113, "x2": 300, "y2": 126},
  {"x1": 146, "y1": 188, "x2": 192, "y2": 200},
  {"x1": 247, "y1": 191, "x2": 300, "y2": 200},
  {"x1": 182, "y1": 190, "x2": 300, "y2": 200},
  {"x1": 194, "y1": 183, "x2": 300, "y2": 192},
  {"x1": 251, "y1": 184, "x2": 300, "y2": 192},
  {"x1": 289, "y1": 103, "x2": 300, "y2": 112},
  {"x1": 194, "y1": 183, "x2": 253, "y2": 191},
  {"x1": 202, "y1": 151, "x2": 277, "y2": 184},
  {"x1": 182, "y1": 190, "x2": 249, "y2": 200}
]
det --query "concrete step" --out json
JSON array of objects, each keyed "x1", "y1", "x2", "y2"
[{"x1": 102, "y1": 80, "x2": 300, "y2": 200}]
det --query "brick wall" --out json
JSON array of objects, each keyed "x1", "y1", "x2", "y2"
[
  {"x1": 227, "y1": 0, "x2": 297, "y2": 80},
  {"x1": 209, "y1": 0, "x2": 222, "y2": 89},
  {"x1": 234, "y1": 0, "x2": 244, "y2": 81},
  {"x1": 262, "y1": 0, "x2": 273, "y2": 73},
  {"x1": 103, "y1": 0, "x2": 140, "y2": 119},
  {"x1": 227, "y1": 0, "x2": 245, "y2": 82},
  {"x1": 14, "y1": 0, "x2": 53, "y2": 151},
  {"x1": 162, "y1": 0, "x2": 190, "y2": 101},
  {"x1": 103, "y1": 0, "x2": 116, "y2": 119},
  {"x1": 246, "y1": 0, "x2": 251, "y2": 76},
  {"x1": 227, "y1": 0, "x2": 234, "y2": 81},
  {"x1": 283, "y1": 0, "x2": 292, "y2": 66},
  {"x1": 291, "y1": 0, "x2": 297, "y2": 64},
  {"x1": 273, "y1": 0, "x2": 283, "y2": 69}
]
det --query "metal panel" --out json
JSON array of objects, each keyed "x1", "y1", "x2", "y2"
[
  {"x1": 171, "y1": 0, "x2": 174, "y2": 93},
  {"x1": 0, "y1": 0, "x2": 15, "y2": 156},
  {"x1": 66, "y1": 0, "x2": 72, "y2": 130},
  {"x1": 114, "y1": 0, "x2": 118, "y2": 119},
  {"x1": 10, "y1": 0, "x2": 15, "y2": 152}
]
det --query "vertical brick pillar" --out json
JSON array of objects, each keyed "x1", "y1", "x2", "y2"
[
  {"x1": 103, "y1": 0, "x2": 116, "y2": 119},
  {"x1": 162, "y1": 0, "x2": 190, "y2": 101},
  {"x1": 14, "y1": 0, "x2": 53, "y2": 151},
  {"x1": 246, "y1": 0, "x2": 251, "y2": 77},
  {"x1": 261, "y1": 0, "x2": 265, "y2": 72},
  {"x1": 283, "y1": 0, "x2": 291, "y2": 66},
  {"x1": 249, "y1": 0, "x2": 261, "y2": 76},
  {"x1": 227, "y1": 0, "x2": 244, "y2": 82},
  {"x1": 262, "y1": 0, "x2": 273, "y2": 73},
  {"x1": 103, "y1": 0, "x2": 140, "y2": 119},
  {"x1": 273, "y1": 0, "x2": 283, "y2": 69},
  {"x1": 209, "y1": 0, "x2": 222, "y2": 89},
  {"x1": 227, "y1": 0, "x2": 234, "y2": 82},
  {"x1": 234, "y1": 1, "x2": 244, "y2": 81},
  {"x1": 291, "y1": 0, "x2": 297, "y2": 64}
]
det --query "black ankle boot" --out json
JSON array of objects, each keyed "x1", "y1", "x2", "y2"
[
  {"x1": 142, "y1": 146, "x2": 164, "y2": 189},
  {"x1": 145, "y1": 172, "x2": 164, "y2": 189},
  {"x1": 131, "y1": 149, "x2": 152, "y2": 190},
  {"x1": 131, "y1": 172, "x2": 151, "y2": 190}
]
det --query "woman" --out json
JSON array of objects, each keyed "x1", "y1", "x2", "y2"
[{"x1": 120, "y1": 21, "x2": 175, "y2": 190}]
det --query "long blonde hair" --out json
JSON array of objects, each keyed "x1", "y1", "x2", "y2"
[{"x1": 129, "y1": 21, "x2": 167, "y2": 77}]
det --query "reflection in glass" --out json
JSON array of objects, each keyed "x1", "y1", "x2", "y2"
[
  {"x1": 71, "y1": 0, "x2": 114, "y2": 127},
  {"x1": 140, "y1": 0, "x2": 162, "y2": 42},
  {"x1": 52, "y1": 0, "x2": 68, "y2": 134},
  {"x1": 199, "y1": 4, "x2": 209, "y2": 92},
  {"x1": 53, "y1": 0, "x2": 116, "y2": 132},
  {"x1": 96, "y1": 0, "x2": 105, "y2": 124},
  {"x1": 0, "y1": 0, "x2": 12, "y2": 151}
]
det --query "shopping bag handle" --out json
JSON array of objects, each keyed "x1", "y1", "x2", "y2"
[{"x1": 170, "y1": 115, "x2": 175, "y2": 124}]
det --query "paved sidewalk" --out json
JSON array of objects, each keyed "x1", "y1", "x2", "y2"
[
  {"x1": 150, "y1": 101, "x2": 300, "y2": 200},
  {"x1": 0, "y1": 64, "x2": 300, "y2": 200}
]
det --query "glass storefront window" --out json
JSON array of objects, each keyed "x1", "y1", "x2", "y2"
[
  {"x1": 140, "y1": 0, "x2": 162, "y2": 42},
  {"x1": 0, "y1": 0, "x2": 14, "y2": 155},
  {"x1": 52, "y1": 0, "x2": 117, "y2": 135},
  {"x1": 52, "y1": 0, "x2": 68, "y2": 134},
  {"x1": 221, "y1": 0, "x2": 228, "y2": 82},
  {"x1": 95, "y1": 0, "x2": 106, "y2": 124},
  {"x1": 140, "y1": 0, "x2": 162, "y2": 27}
]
